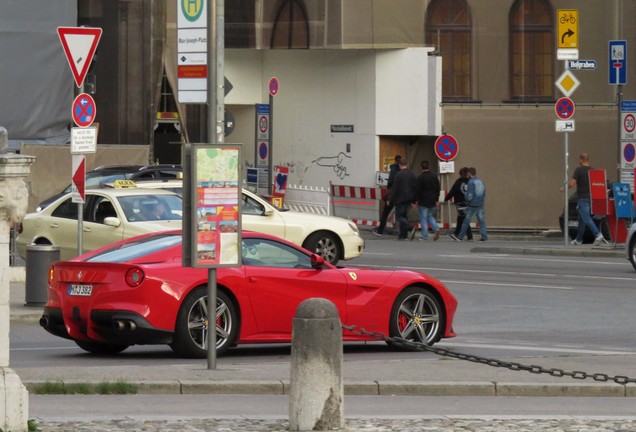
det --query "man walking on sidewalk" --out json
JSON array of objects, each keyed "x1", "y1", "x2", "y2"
[
  {"x1": 561, "y1": 152, "x2": 609, "y2": 246},
  {"x1": 373, "y1": 155, "x2": 401, "y2": 236},
  {"x1": 414, "y1": 160, "x2": 441, "y2": 241},
  {"x1": 450, "y1": 167, "x2": 488, "y2": 242},
  {"x1": 388, "y1": 158, "x2": 416, "y2": 240}
]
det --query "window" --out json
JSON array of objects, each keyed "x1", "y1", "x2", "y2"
[
  {"x1": 51, "y1": 198, "x2": 80, "y2": 220},
  {"x1": 509, "y1": 0, "x2": 554, "y2": 101},
  {"x1": 271, "y1": 0, "x2": 309, "y2": 49},
  {"x1": 226, "y1": 0, "x2": 256, "y2": 48},
  {"x1": 88, "y1": 233, "x2": 181, "y2": 263},
  {"x1": 242, "y1": 238, "x2": 312, "y2": 269},
  {"x1": 426, "y1": 0, "x2": 472, "y2": 101},
  {"x1": 241, "y1": 194, "x2": 265, "y2": 216}
]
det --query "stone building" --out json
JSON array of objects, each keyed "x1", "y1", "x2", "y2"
[{"x1": 2, "y1": 0, "x2": 635, "y2": 229}]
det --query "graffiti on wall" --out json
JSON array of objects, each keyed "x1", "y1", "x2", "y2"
[{"x1": 312, "y1": 152, "x2": 351, "y2": 179}]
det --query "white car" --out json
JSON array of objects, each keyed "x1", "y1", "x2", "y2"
[
  {"x1": 104, "y1": 182, "x2": 364, "y2": 265},
  {"x1": 17, "y1": 188, "x2": 182, "y2": 261},
  {"x1": 19, "y1": 182, "x2": 363, "y2": 265},
  {"x1": 625, "y1": 222, "x2": 636, "y2": 270},
  {"x1": 241, "y1": 189, "x2": 364, "y2": 264}
]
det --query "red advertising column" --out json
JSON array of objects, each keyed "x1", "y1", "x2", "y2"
[
  {"x1": 589, "y1": 169, "x2": 608, "y2": 215},
  {"x1": 271, "y1": 165, "x2": 289, "y2": 208}
]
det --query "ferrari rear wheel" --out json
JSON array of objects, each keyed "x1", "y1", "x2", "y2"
[
  {"x1": 304, "y1": 232, "x2": 340, "y2": 265},
  {"x1": 170, "y1": 287, "x2": 238, "y2": 358},
  {"x1": 388, "y1": 286, "x2": 443, "y2": 349},
  {"x1": 75, "y1": 340, "x2": 129, "y2": 355}
]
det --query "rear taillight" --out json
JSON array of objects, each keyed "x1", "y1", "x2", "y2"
[
  {"x1": 48, "y1": 266, "x2": 54, "y2": 283},
  {"x1": 125, "y1": 268, "x2": 144, "y2": 287}
]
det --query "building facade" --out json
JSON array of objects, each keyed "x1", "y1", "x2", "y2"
[{"x1": 4, "y1": 0, "x2": 635, "y2": 228}]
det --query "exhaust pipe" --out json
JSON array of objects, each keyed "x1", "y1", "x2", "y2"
[
  {"x1": 39, "y1": 317, "x2": 49, "y2": 328},
  {"x1": 114, "y1": 320, "x2": 137, "y2": 331}
]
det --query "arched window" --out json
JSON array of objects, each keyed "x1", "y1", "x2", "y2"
[
  {"x1": 509, "y1": 0, "x2": 554, "y2": 101},
  {"x1": 271, "y1": 0, "x2": 309, "y2": 49},
  {"x1": 426, "y1": 0, "x2": 472, "y2": 101}
]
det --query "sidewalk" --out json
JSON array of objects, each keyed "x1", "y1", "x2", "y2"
[{"x1": 8, "y1": 235, "x2": 634, "y2": 398}]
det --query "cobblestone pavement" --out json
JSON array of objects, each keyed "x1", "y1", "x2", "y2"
[{"x1": 32, "y1": 417, "x2": 636, "y2": 431}]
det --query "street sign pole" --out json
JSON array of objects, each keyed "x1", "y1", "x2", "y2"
[
  {"x1": 564, "y1": 131, "x2": 569, "y2": 247},
  {"x1": 618, "y1": 84, "x2": 623, "y2": 182}
]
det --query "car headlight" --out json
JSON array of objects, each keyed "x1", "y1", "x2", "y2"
[{"x1": 347, "y1": 222, "x2": 359, "y2": 233}]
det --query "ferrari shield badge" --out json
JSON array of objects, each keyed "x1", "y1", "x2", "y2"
[{"x1": 348, "y1": 272, "x2": 357, "y2": 281}]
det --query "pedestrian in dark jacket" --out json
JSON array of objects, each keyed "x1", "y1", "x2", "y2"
[
  {"x1": 388, "y1": 159, "x2": 416, "y2": 240},
  {"x1": 414, "y1": 160, "x2": 440, "y2": 241},
  {"x1": 445, "y1": 167, "x2": 473, "y2": 240},
  {"x1": 373, "y1": 155, "x2": 401, "y2": 236}
]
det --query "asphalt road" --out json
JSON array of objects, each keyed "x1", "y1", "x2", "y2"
[
  {"x1": 10, "y1": 233, "x2": 636, "y2": 424},
  {"x1": 10, "y1": 235, "x2": 636, "y2": 372}
]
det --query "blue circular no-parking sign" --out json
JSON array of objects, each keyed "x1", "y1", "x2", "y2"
[
  {"x1": 555, "y1": 97, "x2": 575, "y2": 120},
  {"x1": 72, "y1": 93, "x2": 96, "y2": 127},
  {"x1": 624, "y1": 142, "x2": 635, "y2": 163},
  {"x1": 434, "y1": 134, "x2": 459, "y2": 162}
]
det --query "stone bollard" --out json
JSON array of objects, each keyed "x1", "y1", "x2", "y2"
[
  {"x1": 0, "y1": 126, "x2": 35, "y2": 432},
  {"x1": 289, "y1": 298, "x2": 344, "y2": 431}
]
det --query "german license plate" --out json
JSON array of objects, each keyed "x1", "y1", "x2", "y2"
[{"x1": 68, "y1": 284, "x2": 92, "y2": 296}]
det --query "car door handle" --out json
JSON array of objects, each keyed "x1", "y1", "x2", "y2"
[
  {"x1": 49, "y1": 223, "x2": 59, "y2": 229},
  {"x1": 248, "y1": 276, "x2": 258, "y2": 283},
  {"x1": 83, "y1": 227, "x2": 92, "y2": 232}
]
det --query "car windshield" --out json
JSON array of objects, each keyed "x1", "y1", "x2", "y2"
[
  {"x1": 87, "y1": 233, "x2": 181, "y2": 262},
  {"x1": 116, "y1": 194, "x2": 183, "y2": 222}
]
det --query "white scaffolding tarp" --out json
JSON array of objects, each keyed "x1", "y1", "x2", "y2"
[{"x1": 0, "y1": 0, "x2": 76, "y2": 148}]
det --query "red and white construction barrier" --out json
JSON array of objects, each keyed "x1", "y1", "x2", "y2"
[{"x1": 330, "y1": 184, "x2": 381, "y2": 226}]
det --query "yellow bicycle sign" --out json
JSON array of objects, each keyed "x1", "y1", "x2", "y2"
[{"x1": 557, "y1": 9, "x2": 578, "y2": 49}]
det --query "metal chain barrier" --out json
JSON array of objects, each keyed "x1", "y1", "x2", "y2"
[{"x1": 342, "y1": 324, "x2": 636, "y2": 385}]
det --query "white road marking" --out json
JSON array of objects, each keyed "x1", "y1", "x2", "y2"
[
  {"x1": 438, "y1": 254, "x2": 625, "y2": 266},
  {"x1": 441, "y1": 342, "x2": 636, "y2": 355},
  {"x1": 444, "y1": 280, "x2": 574, "y2": 290},
  {"x1": 350, "y1": 263, "x2": 634, "y2": 283}
]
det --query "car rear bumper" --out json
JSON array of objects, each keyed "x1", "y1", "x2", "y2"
[{"x1": 41, "y1": 307, "x2": 173, "y2": 346}]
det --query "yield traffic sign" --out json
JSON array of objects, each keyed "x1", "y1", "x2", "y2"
[
  {"x1": 57, "y1": 27, "x2": 102, "y2": 88},
  {"x1": 72, "y1": 93, "x2": 96, "y2": 128}
]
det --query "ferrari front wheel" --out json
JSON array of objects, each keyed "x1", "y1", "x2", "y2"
[
  {"x1": 170, "y1": 287, "x2": 238, "y2": 358},
  {"x1": 388, "y1": 286, "x2": 443, "y2": 349}
]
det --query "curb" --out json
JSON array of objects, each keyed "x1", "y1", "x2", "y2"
[
  {"x1": 23, "y1": 380, "x2": 636, "y2": 397},
  {"x1": 471, "y1": 246, "x2": 624, "y2": 258}
]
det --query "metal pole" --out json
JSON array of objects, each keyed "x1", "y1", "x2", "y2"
[
  {"x1": 206, "y1": 0, "x2": 218, "y2": 370},
  {"x1": 564, "y1": 132, "x2": 569, "y2": 246},
  {"x1": 77, "y1": 203, "x2": 83, "y2": 255},
  {"x1": 207, "y1": 267, "x2": 217, "y2": 369},
  {"x1": 216, "y1": 0, "x2": 225, "y2": 144},
  {"x1": 617, "y1": 84, "x2": 623, "y2": 183},
  {"x1": 268, "y1": 93, "x2": 274, "y2": 195}
]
